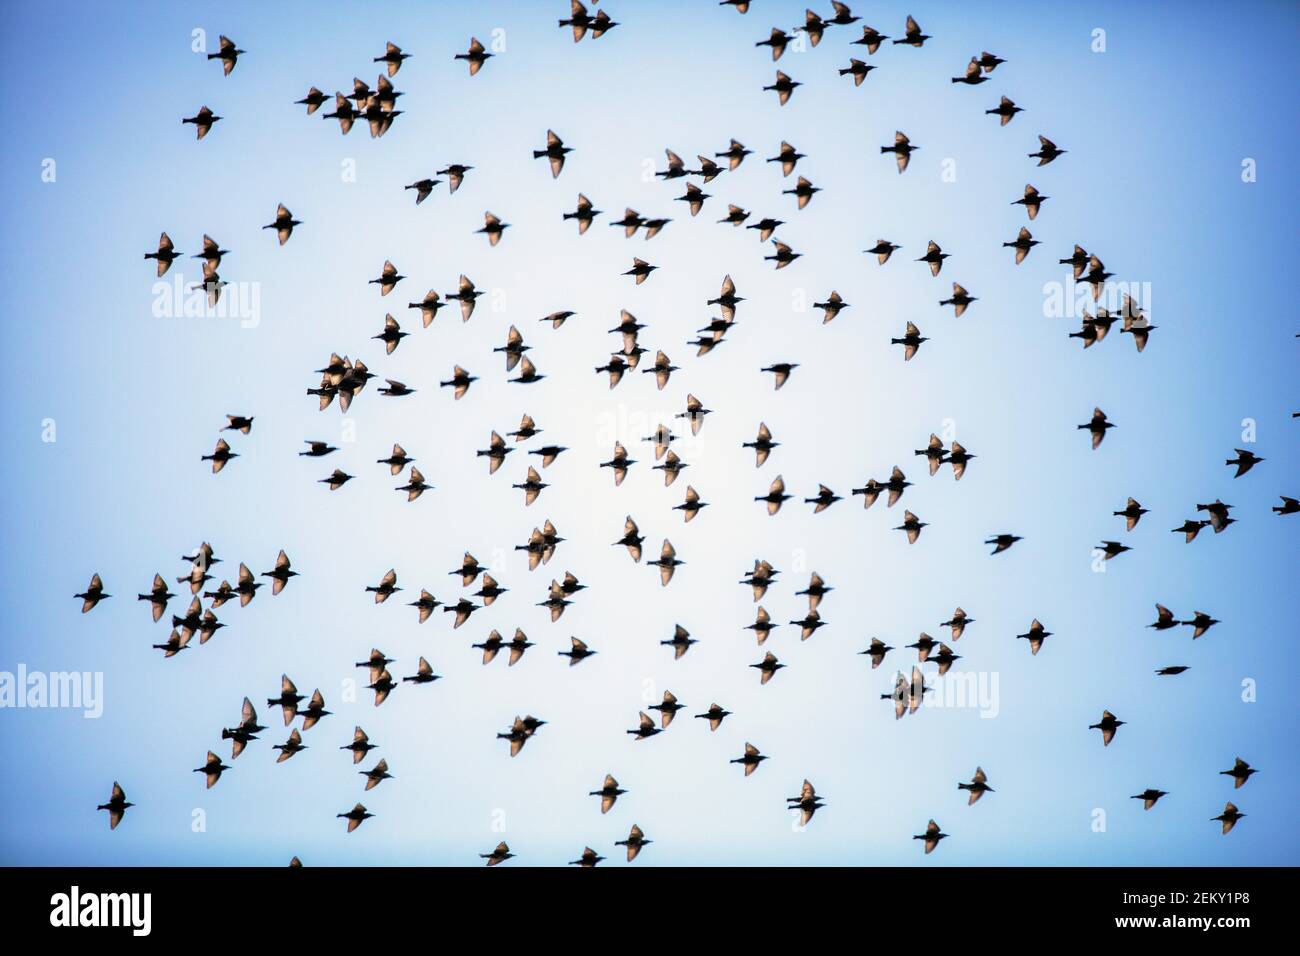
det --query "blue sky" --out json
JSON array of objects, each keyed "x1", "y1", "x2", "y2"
[{"x1": 0, "y1": 0, "x2": 1296, "y2": 866}]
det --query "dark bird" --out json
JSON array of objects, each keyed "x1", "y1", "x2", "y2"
[
  {"x1": 267, "y1": 675, "x2": 304, "y2": 726},
  {"x1": 891, "y1": 321, "x2": 927, "y2": 361},
  {"x1": 337, "y1": 803, "x2": 373, "y2": 833},
  {"x1": 295, "y1": 86, "x2": 327, "y2": 114},
  {"x1": 324, "y1": 94, "x2": 356, "y2": 134},
  {"x1": 746, "y1": 606, "x2": 777, "y2": 644},
  {"x1": 1029, "y1": 134, "x2": 1065, "y2": 165},
  {"x1": 942, "y1": 607, "x2": 974, "y2": 641},
  {"x1": 477, "y1": 211, "x2": 510, "y2": 246},
  {"x1": 151, "y1": 629, "x2": 190, "y2": 658},
  {"x1": 614, "y1": 515, "x2": 644, "y2": 562},
  {"x1": 402, "y1": 657, "x2": 440, "y2": 685},
  {"x1": 559, "y1": 637, "x2": 596, "y2": 666},
  {"x1": 930, "y1": 643, "x2": 961, "y2": 676},
  {"x1": 1274, "y1": 496, "x2": 1300, "y2": 515},
  {"x1": 445, "y1": 597, "x2": 481, "y2": 629},
  {"x1": 193, "y1": 751, "x2": 229, "y2": 789},
  {"x1": 756, "y1": 474, "x2": 792, "y2": 515},
  {"x1": 510, "y1": 355, "x2": 545, "y2": 386},
  {"x1": 473, "y1": 630, "x2": 506, "y2": 665},
  {"x1": 987, "y1": 95, "x2": 1023, "y2": 126},
  {"x1": 840, "y1": 58, "x2": 876, "y2": 85},
  {"x1": 144, "y1": 232, "x2": 181, "y2": 276},
  {"x1": 624, "y1": 257, "x2": 658, "y2": 284},
  {"x1": 1060, "y1": 244, "x2": 1090, "y2": 279},
  {"x1": 136, "y1": 573, "x2": 173, "y2": 622},
  {"x1": 202, "y1": 438, "x2": 237, "y2": 474},
  {"x1": 564, "y1": 193, "x2": 600, "y2": 234},
  {"x1": 805, "y1": 484, "x2": 841, "y2": 513},
  {"x1": 1220, "y1": 758, "x2": 1257, "y2": 789},
  {"x1": 221, "y1": 698, "x2": 266, "y2": 759},
  {"x1": 653, "y1": 450, "x2": 687, "y2": 487},
  {"x1": 1004, "y1": 226, "x2": 1039, "y2": 264},
  {"x1": 439, "y1": 365, "x2": 477, "y2": 400},
  {"x1": 1131, "y1": 788, "x2": 1168, "y2": 811},
  {"x1": 627, "y1": 711, "x2": 662, "y2": 741},
  {"x1": 590, "y1": 774, "x2": 626, "y2": 814},
  {"x1": 366, "y1": 569, "x2": 401, "y2": 604},
  {"x1": 1155, "y1": 666, "x2": 1189, "y2": 676},
  {"x1": 534, "y1": 129, "x2": 571, "y2": 178},
  {"x1": 893, "y1": 15, "x2": 930, "y2": 47},
  {"x1": 787, "y1": 780, "x2": 826, "y2": 827},
  {"x1": 374, "y1": 41, "x2": 410, "y2": 76},
  {"x1": 1017, "y1": 618, "x2": 1052, "y2": 656},
  {"x1": 300, "y1": 690, "x2": 331, "y2": 731},
  {"x1": 474, "y1": 574, "x2": 507, "y2": 606},
  {"x1": 940, "y1": 283, "x2": 976, "y2": 317},
  {"x1": 1079, "y1": 407, "x2": 1114, "y2": 449},
  {"x1": 763, "y1": 71, "x2": 801, "y2": 106},
  {"x1": 369, "y1": 260, "x2": 404, "y2": 296},
  {"x1": 795, "y1": 572, "x2": 832, "y2": 611},
  {"x1": 790, "y1": 610, "x2": 826, "y2": 642},
  {"x1": 1225, "y1": 449, "x2": 1264, "y2": 477},
  {"x1": 1012, "y1": 184, "x2": 1048, "y2": 220},
  {"x1": 616, "y1": 824, "x2": 651, "y2": 862},
  {"x1": 978, "y1": 51, "x2": 1006, "y2": 71},
  {"x1": 600, "y1": 442, "x2": 636, "y2": 486},
  {"x1": 907, "y1": 632, "x2": 939, "y2": 662},
  {"x1": 916, "y1": 240, "x2": 947, "y2": 275},
  {"x1": 97, "y1": 782, "x2": 133, "y2": 830},
  {"x1": 695, "y1": 703, "x2": 732, "y2": 731},
  {"x1": 947, "y1": 441, "x2": 975, "y2": 480},
  {"x1": 529, "y1": 444, "x2": 566, "y2": 469},
  {"x1": 852, "y1": 25, "x2": 890, "y2": 53},
  {"x1": 796, "y1": 8, "x2": 828, "y2": 46},
  {"x1": 481, "y1": 842, "x2": 514, "y2": 866},
  {"x1": 193, "y1": 234, "x2": 230, "y2": 272},
  {"x1": 662, "y1": 623, "x2": 697, "y2": 659},
  {"x1": 882, "y1": 131, "x2": 918, "y2": 174},
  {"x1": 446, "y1": 274, "x2": 482, "y2": 321},
  {"x1": 716, "y1": 138, "x2": 752, "y2": 170},
  {"x1": 1171, "y1": 519, "x2": 1210, "y2": 543},
  {"x1": 1181, "y1": 611, "x2": 1219, "y2": 639},
  {"x1": 395, "y1": 467, "x2": 430, "y2": 501},
  {"x1": 649, "y1": 691, "x2": 686, "y2": 728},
  {"x1": 646, "y1": 539, "x2": 683, "y2": 586},
  {"x1": 748, "y1": 217, "x2": 784, "y2": 241},
  {"x1": 207, "y1": 34, "x2": 243, "y2": 75},
  {"x1": 959, "y1": 768, "x2": 994, "y2": 805},
  {"x1": 509, "y1": 413, "x2": 541, "y2": 443},
  {"x1": 455, "y1": 37, "x2": 491, "y2": 75},
  {"x1": 756, "y1": 28, "x2": 791, "y2": 61},
  {"x1": 768, "y1": 141, "x2": 805, "y2": 178},
  {"x1": 408, "y1": 289, "x2": 445, "y2": 327},
  {"x1": 643, "y1": 350, "x2": 678, "y2": 389},
  {"x1": 677, "y1": 393, "x2": 712, "y2": 435},
  {"x1": 1114, "y1": 497, "x2": 1149, "y2": 530},
  {"x1": 1089, "y1": 710, "x2": 1125, "y2": 747},
  {"x1": 762, "y1": 361, "x2": 799, "y2": 388},
  {"x1": 716, "y1": 200, "x2": 747, "y2": 224},
  {"x1": 730, "y1": 742, "x2": 768, "y2": 775},
  {"x1": 1097, "y1": 540, "x2": 1131, "y2": 561},
  {"x1": 274, "y1": 729, "x2": 306, "y2": 763},
  {"x1": 708, "y1": 274, "x2": 745, "y2": 320},
  {"x1": 262, "y1": 204, "x2": 300, "y2": 246},
  {"x1": 1079, "y1": 255, "x2": 1113, "y2": 301},
  {"x1": 1212, "y1": 802, "x2": 1244, "y2": 835},
  {"x1": 570, "y1": 847, "x2": 604, "y2": 867},
  {"x1": 377, "y1": 442, "x2": 414, "y2": 476},
  {"x1": 182, "y1": 105, "x2": 221, "y2": 139},
  {"x1": 1196, "y1": 499, "x2": 1235, "y2": 533},
  {"x1": 865, "y1": 239, "x2": 901, "y2": 265},
  {"x1": 914, "y1": 819, "x2": 947, "y2": 854},
  {"x1": 860, "y1": 637, "x2": 894, "y2": 669},
  {"x1": 1149, "y1": 604, "x2": 1178, "y2": 631},
  {"x1": 260, "y1": 550, "x2": 297, "y2": 595},
  {"x1": 952, "y1": 58, "x2": 987, "y2": 85}
]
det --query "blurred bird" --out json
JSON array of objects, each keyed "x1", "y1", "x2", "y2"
[
  {"x1": 1131, "y1": 789, "x2": 1168, "y2": 811},
  {"x1": 455, "y1": 37, "x2": 491, "y2": 75},
  {"x1": 860, "y1": 638, "x2": 894, "y2": 669},
  {"x1": 616, "y1": 824, "x2": 651, "y2": 862},
  {"x1": 987, "y1": 95, "x2": 1023, "y2": 125},
  {"x1": 1220, "y1": 758, "x2": 1257, "y2": 789},
  {"x1": 182, "y1": 105, "x2": 221, "y2": 139},
  {"x1": 1012, "y1": 184, "x2": 1048, "y2": 220},
  {"x1": 731, "y1": 743, "x2": 768, "y2": 775},
  {"x1": 959, "y1": 768, "x2": 994, "y2": 805},
  {"x1": 914, "y1": 820, "x2": 947, "y2": 854},
  {"x1": 647, "y1": 539, "x2": 683, "y2": 586},
  {"x1": 894, "y1": 15, "x2": 930, "y2": 46},
  {"x1": 193, "y1": 751, "x2": 229, "y2": 789},
  {"x1": 787, "y1": 780, "x2": 825, "y2": 826},
  {"x1": 1225, "y1": 449, "x2": 1264, "y2": 477},
  {"x1": 1017, "y1": 619, "x2": 1052, "y2": 656},
  {"x1": 756, "y1": 475, "x2": 792, "y2": 515},
  {"x1": 534, "y1": 130, "x2": 571, "y2": 178},
  {"x1": 764, "y1": 71, "x2": 801, "y2": 106},
  {"x1": 628, "y1": 711, "x2": 662, "y2": 741},
  {"x1": 882, "y1": 131, "x2": 918, "y2": 173},
  {"x1": 891, "y1": 322, "x2": 927, "y2": 361},
  {"x1": 1181, "y1": 611, "x2": 1219, "y2": 639},
  {"x1": 661, "y1": 624, "x2": 697, "y2": 659},
  {"x1": 559, "y1": 637, "x2": 596, "y2": 666},
  {"x1": 97, "y1": 782, "x2": 133, "y2": 830},
  {"x1": 1089, "y1": 710, "x2": 1125, "y2": 747},
  {"x1": 1029, "y1": 135, "x2": 1065, "y2": 165},
  {"x1": 337, "y1": 804, "x2": 373, "y2": 833},
  {"x1": 262, "y1": 204, "x2": 301, "y2": 245},
  {"x1": 481, "y1": 842, "x2": 514, "y2": 866},
  {"x1": 1079, "y1": 407, "x2": 1114, "y2": 449}
]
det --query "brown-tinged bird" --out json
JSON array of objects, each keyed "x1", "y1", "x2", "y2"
[
  {"x1": 435, "y1": 163, "x2": 471, "y2": 194},
  {"x1": 260, "y1": 550, "x2": 297, "y2": 596},
  {"x1": 865, "y1": 239, "x2": 901, "y2": 265},
  {"x1": 1197, "y1": 499, "x2": 1235, "y2": 533},
  {"x1": 369, "y1": 260, "x2": 404, "y2": 296},
  {"x1": 511, "y1": 355, "x2": 545, "y2": 386},
  {"x1": 446, "y1": 274, "x2": 481, "y2": 321},
  {"x1": 915, "y1": 819, "x2": 947, "y2": 853},
  {"x1": 731, "y1": 742, "x2": 768, "y2": 774},
  {"x1": 1181, "y1": 611, "x2": 1219, "y2": 639},
  {"x1": 1171, "y1": 519, "x2": 1210, "y2": 543},
  {"x1": 506, "y1": 630, "x2": 536, "y2": 665},
  {"x1": 403, "y1": 658, "x2": 440, "y2": 686},
  {"x1": 717, "y1": 201, "x2": 749, "y2": 225},
  {"x1": 761, "y1": 361, "x2": 799, "y2": 388},
  {"x1": 768, "y1": 141, "x2": 805, "y2": 177},
  {"x1": 894, "y1": 15, "x2": 930, "y2": 46},
  {"x1": 595, "y1": 354, "x2": 629, "y2": 390},
  {"x1": 600, "y1": 441, "x2": 636, "y2": 486},
  {"x1": 440, "y1": 365, "x2": 477, "y2": 400},
  {"x1": 182, "y1": 105, "x2": 221, "y2": 139},
  {"x1": 641, "y1": 351, "x2": 676, "y2": 390},
  {"x1": 840, "y1": 58, "x2": 876, "y2": 85},
  {"x1": 509, "y1": 413, "x2": 541, "y2": 442},
  {"x1": 474, "y1": 574, "x2": 507, "y2": 606},
  {"x1": 455, "y1": 37, "x2": 491, "y2": 75},
  {"x1": 745, "y1": 606, "x2": 778, "y2": 644},
  {"x1": 952, "y1": 58, "x2": 987, "y2": 85},
  {"x1": 97, "y1": 782, "x2": 133, "y2": 830},
  {"x1": 764, "y1": 70, "x2": 801, "y2": 106},
  {"x1": 445, "y1": 597, "x2": 481, "y2": 629},
  {"x1": 1017, "y1": 619, "x2": 1052, "y2": 655},
  {"x1": 221, "y1": 698, "x2": 266, "y2": 758},
  {"x1": 1059, "y1": 244, "x2": 1089, "y2": 278},
  {"x1": 614, "y1": 515, "x2": 644, "y2": 562},
  {"x1": 473, "y1": 630, "x2": 506, "y2": 665},
  {"x1": 882, "y1": 131, "x2": 918, "y2": 173},
  {"x1": 1274, "y1": 496, "x2": 1299, "y2": 515},
  {"x1": 1079, "y1": 255, "x2": 1113, "y2": 301},
  {"x1": 853, "y1": 25, "x2": 890, "y2": 52},
  {"x1": 987, "y1": 95, "x2": 1023, "y2": 125},
  {"x1": 916, "y1": 240, "x2": 947, "y2": 274},
  {"x1": 752, "y1": 651, "x2": 786, "y2": 684},
  {"x1": 1131, "y1": 788, "x2": 1168, "y2": 810},
  {"x1": 1097, "y1": 540, "x2": 1131, "y2": 560},
  {"x1": 796, "y1": 8, "x2": 828, "y2": 45},
  {"x1": 895, "y1": 510, "x2": 927, "y2": 543},
  {"x1": 405, "y1": 178, "x2": 440, "y2": 205},
  {"x1": 564, "y1": 192, "x2": 600, "y2": 234},
  {"x1": 534, "y1": 129, "x2": 571, "y2": 178},
  {"x1": 375, "y1": 443, "x2": 413, "y2": 477},
  {"x1": 941, "y1": 608, "x2": 974, "y2": 641},
  {"x1": 1012, "y1": 184, "x2": 1048, "y2": 220},
  {"x1": 805, "y1": 485, "x2": 841, "y2": 513},
  {"x1": 192, "y1": 232, "x2": 230, "y2": 271},
  {"x1": 791, "y1": 609, "x2": 826, "y2": 641},
  {"x1": 892, "y1": 321, "x2": 927, "y2": 361},
  {"x1": 1005, "y1": 226, "x2": 1039, "y2": 264},
  {"x1": 1029, "y1": 134, "x2": 1065, "y2": 165},
  {"x1": 263, "y1": 204, "x2": 301, "y2": 245},
  {"x1": 647, "y1": 539, "x2": 684, "y2": 586},
  {"x1": 616, "y1": 824, "x2": 651, "y2": 862},
  {"x1": 1089, "y1": 710, "x2": 1124, "y2": 747},
  {"x1": 695, "y1": 703, "x2": 732, "y2": 731},
  {"x1": 144, "y1": 232, "x2": 181, "y2": 276},
  {"x1": 1079, "y1": 407, "x2": 1114, "y2": 449},
  {"x1": 361, "y1": 758, "x2": 392, "y2": 790},
  {"x1": 295, "y1": 86, "x2": 327, "y2": 114},
  {"x1": 274, "y1": 729, "x2": 306, "y2": 763},
  {"x1": 860, "y1": 638, "x2": 894, "y2": 669},
  {"x1": 591, "y1": 774, "x2": 627, "y2": 814},
  {"x1": 654, "y1": 450, "x2": 687, "y2": 487},
  {"x1": 151, "y1": 629, "x2": 191, "y2": 658},
  {"x1": 947, "y1": 441, "x2": 975, "y2": 479},
  {"x1": 624, "y1": 257, "x2": 658, "y2": 284},
  {"x1": 559, "y1": 637, "x2": 596, "y2": 666},
  {"x1": 756, "y1": 28, "x2": 790, "y2": 61},
  {"x1": 662, "y1": 623, "x2": 697, "y2": 659},
  {"x1": 406, "y1": 289, "x2": 445, "y2": 328},
  {"x1": 1213, "y1": 802, "x2": 1244, "y2": 835},
  {"x1": 202, "y1": 438, "x2": 237, "y2": 474},
  {"x1": 136, "y1": 573, "x2": 173, "y2": 622},
  {"x1": 915, "y1": 434, "x2": 947, "y2": 475},
  {"x1": 628, "y1": 711, "x2": 662, "y2": 741},
  {"x1": 940, "y1": 283, "x2": 976, "y2": 316},
  {"x1": 907, "y1": 632, "x2": 939, "y2": 662},
  {"x1": 541, "y1": 310, "x2": 575, "y2": 329},
  {"x1": 477, "y1": 211, "x2": 509, "y2": 246},
  {"x1": 300, "y1": 440, "x2": 336, "y2": 459},
  {"x1": 756, "y1": 474, "x2": 792, "y2": 515},
  {"x1": 481, "y1": 842, "x2": 514, "y2": 866},
  {"x1": 1220, "y1": 758, "x2": 1257, "y2": 789},
  {"x1": 337, "y1": 803, "x2": 373, "y2": 833},
  {"x1": 813, "y1": 290, "x2": 849, "y2": 323},
  {"x1": 300, "y1": 690, "x2": 330, "y2": 731},
  {"x1": 374, "y1": 40, "x2": 410, "y2": 76},
  {"x1": 676, "y1": 393, "x2": 712, "y2": 436},
  {"x1": 795, "y1": 572, "x2": 832, "y2": 611},
  {"x1": 747, "y1": 216, "x2": 784, "y2": 242},
  {"x1": 193, "y1": 751, "x2": 229, "y2": 789},
  {"x1": 324, "y1": 93, "x2": 356, "y2": 134},
  {"x1": 716, "y1": 138, "x2": 752, "y2": 170},
  {"x1": 649, "y1": 691, "x2": 686, "y2": 728},
  {"x1": 366, "y1": 569, "x2": 401, "y2": 604},
  {"x1": 1149, "y1": 604, "x2": 1177, "y2": 631},
  {"x1": 529, "y1": 443, "x2": 567, "y2": 469},
  {"x1": 570, "y1": 847, "x2": 604, "y2": 867},
  {"x1": 787, "y1": 780, "x2": 826, "y2": 826},
  {"x1": 207, "y1": 35, "x2": 243, "y2": 75},
  {"x1": 708, "y1": 273, "x2": 745, "y2": 319},
  {"x1": 929, "y1": 643, "x2": 961, "y2": 675},
  {"x1": 959, "y1": 768, "x2": 994, "y2": 805}
]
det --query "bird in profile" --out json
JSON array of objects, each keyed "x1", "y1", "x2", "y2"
[
  {"x1": 914, "y1": 820, "x2": 948, "y2": 854},
  {"x1": 1089, "y1": 710, "x2": 1125, "y2": 747},
  {"x1": 839, "y1": 58, "x2": 876, "y2": 85},
  {"x1": 743, "y1": 423, "x2": 779, "y2": 467},
  {"x1": 202, "y1": 438, "x2": 237, "y2": 474},
  {"x1": 481, "y1": 842, "x2": 514, "y2": 866},
  {"x1": 563, "y1": 193, "x2": 600, "y2": 234},
  {"x1": 755, "y1": 28, "x2": 790, "y2": 61},
  {"x1": 1079, "y1": 407, "x2": 1114, "y2": 449},
  {"x1": 182, "y1": 105, "x2": 221, "y2": 139},
  {"x1": 916, "y1": 240, "x2": 947, "y2": 274},
  {"x1": 627, "y1": 711, "x2": 661, "y2": 741},
  {"x1": 894, "y1": 15, "x2": 930, "y2": 47},
  {"x1": 473, "y1": 630, "x2": 506, "y2": 665},
  {"x1": 1004, "y1": 226, "x2": 1038, "y2": 264},
  {"x1": 193, "y1": 751, "x2": 229, "y2": 789},
  {"x1": 891, "y1": 322, "x2": 927, "y2": 361},
  {"x1": 941, "y1": 608, "x2": 974, "y2": 641},
  {"x1": 649, "y1": 691, "x2": 686, "y2": 728},
  {"x1": 756, "y1": 475, "x2": 792, "y2": 515},
  {"x1": 1171, "y1": 519, "x2": 1210, "y2": 543},
  {"x1": 1212, "y1": 803, "x2": 1245, "y2": 835},
  {"x1": 751, "y1": 651, "x2": 786, "y2": 684},
  {"x1": 853, "y1": 25, "x2": 890, "y2": 52},
  {"x1": 907, "y1": 632, "x2": 938, "y2": 662},
  {"x1": 1131, "y1": 788, "x2": 1168, "y2": 811},
  {"x1": 440, "y1": 365, "x2": 477, "y2": 400},
  {"x1": 263, "y1": 204, "x2": 301, "y2": 245},
  {"x1": 1029, "y1": 135, "x2": 1065, "y2": 165},
  {"x1": 1274, "y1": 496, "x2": 1300, "y2": 515},
  {"x1": 731, "y1": 743, "x2": 768, "y2": 775},
  {"x1": 940, "y1": 283, "x2": 976, "y2": 317},
  {"x1": 300, "y1": 690, "x2": 331, "y2": 731},
  {"x1": 498, "y1": 716, "x2": 544, "y2": 757},
  {"x1": 764, "y1": 71, "x2": 801, "y2": 106},
  {"x1": 616, "y1": 824, "x2": 651, "y2": 862},
  {"x1": 337, "y1": 803, "x2": 373, "y2": 833},
  {"x1": 402, "y1": 658, "x2": 440, "y2": 685},
  {"x1": 814, "y1": 291, "x2": 849, "y2": 323},
  {"x1": 1012, "y1": 184, "x2": 1048, "y2": 220},
  {"x1": 716, "y1": 138, "x2": 752, "y2": 170},
  {"x1": 600, "y1": 442, "x2": 636, "y2": 486},
  {"x1": 1017, "y1": 619, "x2": 1052, "y2": 656},
  {"x1": 75, "y1": 573, "x2": 109, "y2": 613},
  {"x1": 625, "y1": 257, "x2": 658, "y2": 284},
  {"x1": 1097, "y1": 540, "x2": 1131, "y2": 561},
  {"x1": 295, "y1": 87, "x2": 326, "y2": 114},
  {"x1": 787, "y1": 780, "x2": 825, "y2": 826},
  {"x1": 1225, "y1": 449, "x2": 1264, "y2": 477},
  {"x1": 323, "y1": 93, "x2": 356, "y2": 134},
  {"x1": 559, "y1": 637, "x2": 596, "y2": 667},
  {"x1": 1181, "y1": 611, "x2": 1219, "y2": 639},
  {"x1": 366, "y1": 569, "x2": 401, "y2": 603},
  {"x1": 1196, "y1": 499, "x2": 1235, "y2": 534},
  {"x1": 590, "y1": 775, "x2": 627, "y2": 815},
  {"x1": 959, "y1": 768, "x2": 994, "y2": 805},
  {"x1": 274, "y1": 729, "x2": 306, "y2": 763},
  {"x1": 646, "y1": 539, "x2": 683, "y2": 586},
  {"x1": 260, "y1": 550, "x2": 297, "y2": 596},
  {"x1": 930, "y1": 643, "x2": 961, "y2": 675},
  {"x1": 614, "y1": 515, "x2": 644, "y2": 562},
  {"x1": 694, "y1": 703, "x2": 731, "y2": 732},
  {"x1": 97, "y1": 782, "x2": 133, "y2": 830},
  {"x1": 361, "y1": 758, "x2": 392, "y2": 791},
  {"x1": 1114, "y1": 498, "x2": 1149, "y2": 530},
  {"x1": 267, "y1": 675, "x2": 304, "y2": 726},
  {"x1": 477, "y1": 211, "x2": 510, "y2": 246},
  {"x1": 570, "y1": 847, "x2": 605, "y2": 867},
  {"x1": 762, "y1": 361, "x2": 799, "y2": 388},
  {"x1": 455, "y1": 37, "x2": 491, "y2": 75},
  {"x1": 221, "y1": 698, "x2": 266, "y2": 759},
  {"x1": 987, "y1": 95, "x2": 1023, "y2": 125},
  {"x1": 207, "y1": 35, "x2": 243, "y2": 75},
  {"x1": 144, "y1": 232, "x2": 181, "y2": 276},
  {"x1": 654, "y1": 450, "x2": 687, "y2": 486},
  {"x1": 511, "y1": 356, "x2": 545, "y2": 386},
  {"x1": 643, "y1": 350, "x2": 678, "y2": 389},
  {"x1": 791, "y1": 610, "x2": 825, "y2": 641},
  {"x1": 151, "y1": 629, "x2": 190, "y2": 658},
  {"x1": 367, "y1": 668, "x2": 396, "y2": 706},
  {"x1": 865, "y1": 239, "x2": 901, "y2": 264},
  {"x1": 952, "y1": 58, "x2": 987, "y2": 85},
  {"x1": 534, "y1": 130, "x2": 571, "y2": 178},
  {"x1": 1148, "y1": 604, "x2": 1178, "y2": 631},
  {"x1": 1155, "y1": 666, "x2": 1189, "y2": 676},
  {"x1": 882, "y1": 131, "x2": 918, "y2": 173},
  {"x1": 745, "y1": 606, "x2": 777, "y2": 644},
  {"x1": 860, "y1": 638, "x2": 894, "y2": 669},
  {"x1": 446, "y1": 275, "x2": 482, "y2": 321},
  {"x1": 805, "y1": 485, "x2": 841, "y2": 513},
  {"x1": 661, "y1": 624, "x2": 697, "y2": 659},
  {"x1": 1220, "y1": 758, "x2": 1257, "y2": 789},
  {"x1": 374, "y1": 41, "x2": 410, "y2": 76},
  {"x1": 916, "y1": 434, "x2": 948, "y2": 475}
]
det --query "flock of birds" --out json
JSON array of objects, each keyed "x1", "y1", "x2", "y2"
[{"x1": 75, "y1": 3, "x2": 1291, "y2": 864}]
